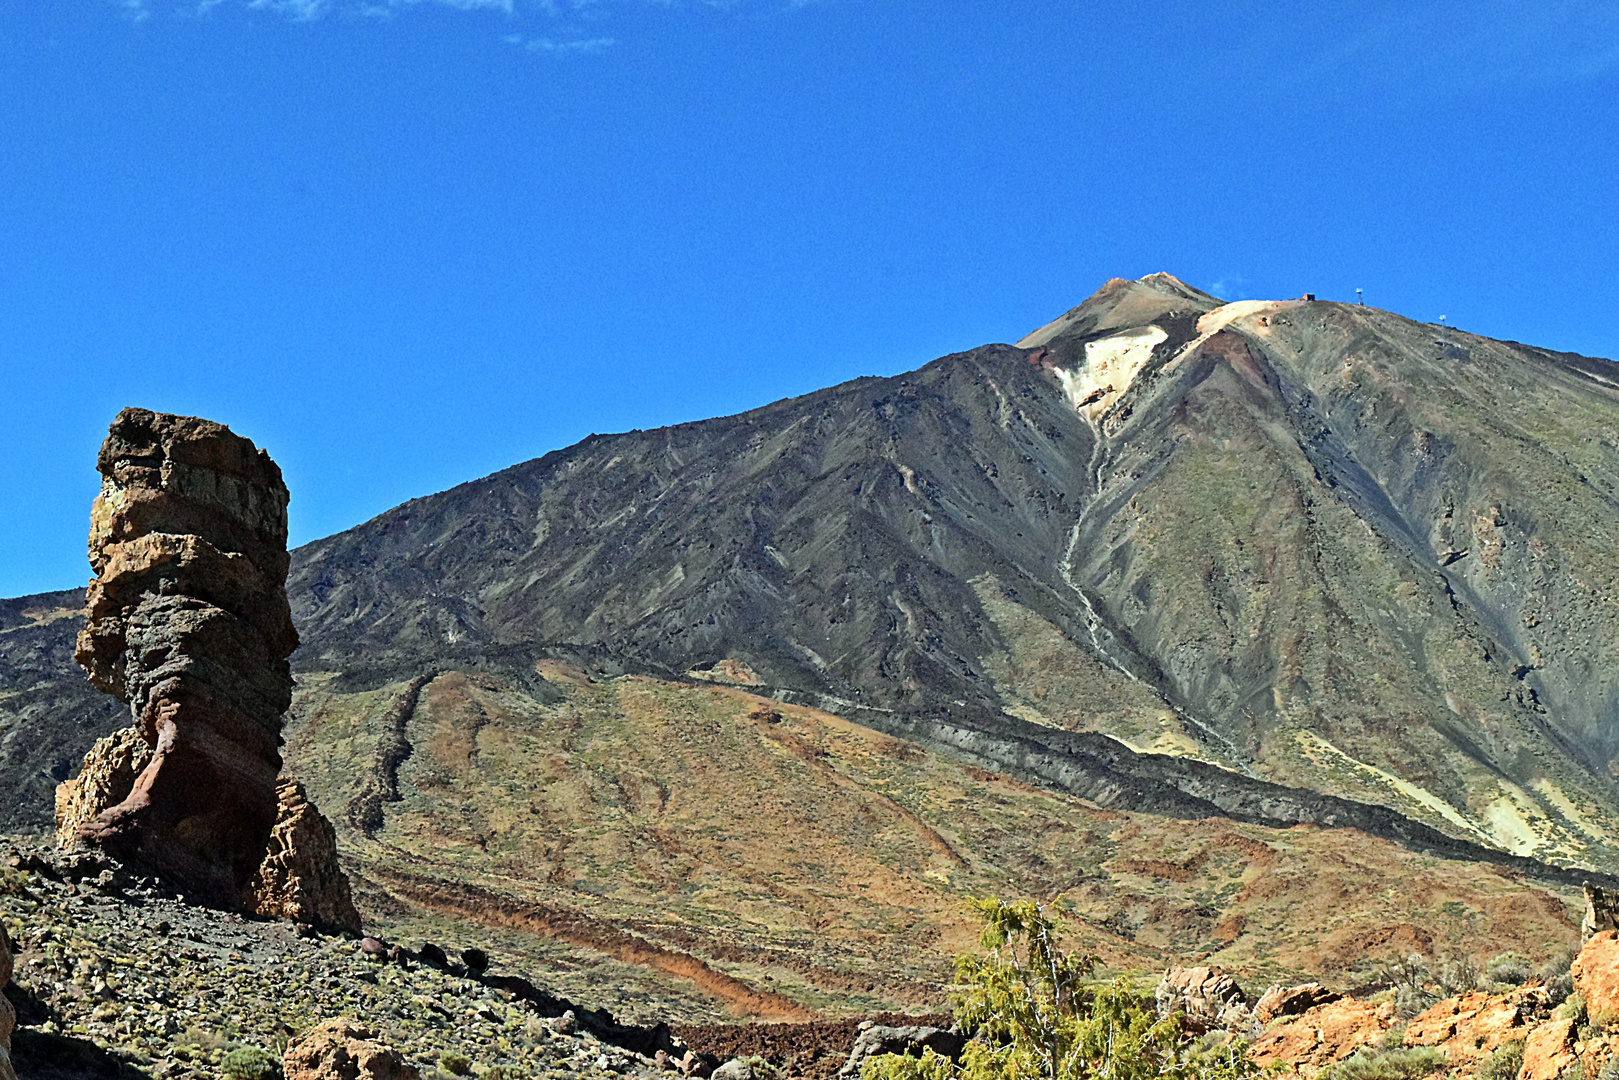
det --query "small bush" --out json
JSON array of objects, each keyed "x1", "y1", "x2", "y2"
[
  {"x1": 1559, "y1": 994, "x2": 1588, "y2": 1023},
  {"x1": 1545, "y1": 950, "x2": 1578, "y2": 1006},
  {"x1": 1476, "y1": 1040, "x2": 1525, "y2": 1080},
  {"x1": 1321, "y1": 1045, "x2": 1446, "y2": 1080},
  {"x1": 864, "y1": 1048, "x2": 956, "y2": 1080},
  {"x1": 220, "y1": 1045, "x2": 281, "y2": 1080},
  {"x1": 1486, "y1": 953, "x2": 1534, "y2": 988},
  {"x1": 439, "y1": 1052, "x2": 472, "y2": 1076}
]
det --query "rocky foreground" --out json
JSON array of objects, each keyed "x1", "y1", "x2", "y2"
[
  {"x1": 11, "y1": 828, "x2": 1619, "y2": 1080},
  {"x1": 0, "y1": 839, "x2": 684, "y2": 1079}
]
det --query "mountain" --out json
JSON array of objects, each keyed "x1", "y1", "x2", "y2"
[
  {"x1": 281, "y1": 271, "x2": 1619, "y2": 868},
  {"x1": 3, "y1": 272, "x2": 1618, "y2": 1014}
]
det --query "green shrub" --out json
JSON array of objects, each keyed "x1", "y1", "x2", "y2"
[
  {"x1": 1559, "y1": 993, "x2": 1588, "y2": 1023},
  {"x1": 1485, "y1": 953, "x2": 1534, "y2": 988},
  {"x1": 220, "y1": 1045, "x2": 281, "y2": 1080},
  {"x1": 1477, "y1": 1040, "x2": 1525, "y2": 1080},
  {"x1": 1544, "y1": 950, "x2": 1578, "y2": 1006},
  {"x1": 440, "y1": 1052, "x2": 472, "y2": 1076},
  {"x1": 1320, "y1": 1045, "x2": 1445, "y2": 1080},
  {"x1": 865, "y1": 1049, "x2": 959, "y2": 1080},
  {"x1": 860, "y1": 896, "x2": 1267, "y2": 1080}
]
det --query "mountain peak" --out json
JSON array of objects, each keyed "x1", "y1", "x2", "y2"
[{"x1": 1016, "y1": 273, "x2": 1224, "y2": 349}]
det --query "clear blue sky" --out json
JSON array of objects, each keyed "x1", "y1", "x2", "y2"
[{"x1": 3, "y1": 1, "x2": 1616, "y2": 598}]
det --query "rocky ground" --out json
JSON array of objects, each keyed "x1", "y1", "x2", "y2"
[
  {"x1": 0, "y1": 839, "x2": 694, "y2": 1080},
  {"x1": 10, "y1": 826, "x2": 1619, "y2": 1080}
]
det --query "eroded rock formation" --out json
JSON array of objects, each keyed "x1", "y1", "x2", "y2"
[
  {"x1": 59, "y1": 408, "x2": 353, "y2": 921},
  {"x1": 251, "y1": 778, "x2": 363, "y2": 934},
  {"x1": 53, "y1": 726, "x2": 151, "y2": 847}
]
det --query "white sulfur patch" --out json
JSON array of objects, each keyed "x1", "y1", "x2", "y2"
[
  {"x1": 1053, "y1": 325, "x2": 1168, "y2": 422},
  {"x1": 1194, "y1": 299, "x2": 1293, "y2": 336}
]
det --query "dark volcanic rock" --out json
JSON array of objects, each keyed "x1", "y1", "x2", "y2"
[
  {"x1": 65, "y1": 408, "x2": 300, "y2": 906},
  {"x1": 0, "y1": 588, "x2": 125, "y2": 830}
]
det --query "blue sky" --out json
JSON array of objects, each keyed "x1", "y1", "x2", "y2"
[{"x1": 2, "y1": 0, "x2": 1616, "y2": 597}]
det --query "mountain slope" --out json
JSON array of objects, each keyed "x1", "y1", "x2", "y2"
[
  {"x1": 282, "y1": 274, "x2": 1619, "y2": 866},
  {"x1": 5, "y1": 274, "x2": 1618, "y2": 873}
]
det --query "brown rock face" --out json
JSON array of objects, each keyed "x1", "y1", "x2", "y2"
[
  {"x1": 282, "y1": 1019, "x2": 421, "y2": 1080},
  {"x1": 66, "y1": 407, "x2": 299, "y2": 905},
  {"x1": 1573, "y1": 930, "x2": 1619, "y2": 1020},
  {"x1": 1519, "y1": 1017, "x2": 1577, "y2": 1080},
  {"x1": 1402, "y1": 987, "x2": 1549, "y2": 1069},
  {"x1": 251, "y1": 779, "x2": 363, "y2": 934},
  {"x1": 1247, "y1": 998, "x2": 1393, "y2": 1078}
]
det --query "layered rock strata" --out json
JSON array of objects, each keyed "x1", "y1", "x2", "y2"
[{"x1": 59, "y1": 408, "x2": 346, "y2": 914}]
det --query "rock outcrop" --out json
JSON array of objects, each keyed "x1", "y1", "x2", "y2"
[
  {"x1": 1401, "y1": 987, "x2": 1549, "y2": 1070},
  {"x1": 1520, "y1": 1016, "x2": 1577, "y2": 1080},
  {"x1": 1254, "y1": 983, "x2": 1340, "y2": 1024},
  {"x1": 282, "y1": 1019, "x2": 420, "y2": 1080},
  {"x1": 1156, "y1": 966, "x2": 1252, "y2": 1032},
  {"x1": 249, "y1": 778, "x2": 363, "y2": 934},
  {"x1": 52, "y1": 726, "x2": 151, "y2": 847},
  {"x1": 58, "y1": 408, "x2": 314, "y2": 910},
  {"x1": 836, "y1": 1026, "x2": 966, "y2": 1079},
  {"x1": 1572, "y1": 930, "x2": 1619, "y2": 1019},
  {"x1": 1247, "y1": 998, "x2": 1394, "y2": 1078},
  {"x1": 1584, "y1": 884, "x2": 1619, "y2": 939}
]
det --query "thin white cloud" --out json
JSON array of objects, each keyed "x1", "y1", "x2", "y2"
[
  {"x1": 505, "y1": 32, "x2": 616, "y2": 53},
  {"x1": 246, "y1": 0, "x2": 333, "y2": 19},
  {"x1": 116, "y1": 0, "x2": 152, "y2": 20},
  {"x1": 383, "y1": 0, "x2": 515, "y2": 11},
  {"x1": 1304, "y1": 0, "x2": 1619, "y2": 92}
]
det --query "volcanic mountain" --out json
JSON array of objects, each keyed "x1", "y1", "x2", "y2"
[{"x1": 5, "y1": 274, "x2": 1619, "y2": 1010}]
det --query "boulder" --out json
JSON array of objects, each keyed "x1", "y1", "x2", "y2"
[
  {"x1": 1519, "y1": 1017, "x2": 1577, "y2": 1080},
  {"x1": 712, "y1": 1060, "x2": 768, "y2": 1080},
  {"x1": 1573, "y1": 930, "x2": 1619, "y2": 1021},
  {"x1": 836, "y1": 1025, "x2": 965, "y2": 1079},
  {"x1": 1255, "y1": 983, "x2": 1341, "y2": 1024},
  {"x1": 1247, "y1": 998, "x2": 1394, "y2": 1078},
  {"x1": 1157, "y1": 965, "x2": 1251, "y2": 1031},
  {"x1": 282, "y1": 1019, "x2": 420, "y2": 1080},
  {"x1": 248, "y1": 779, "x2": 363, "y2": 934}
]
